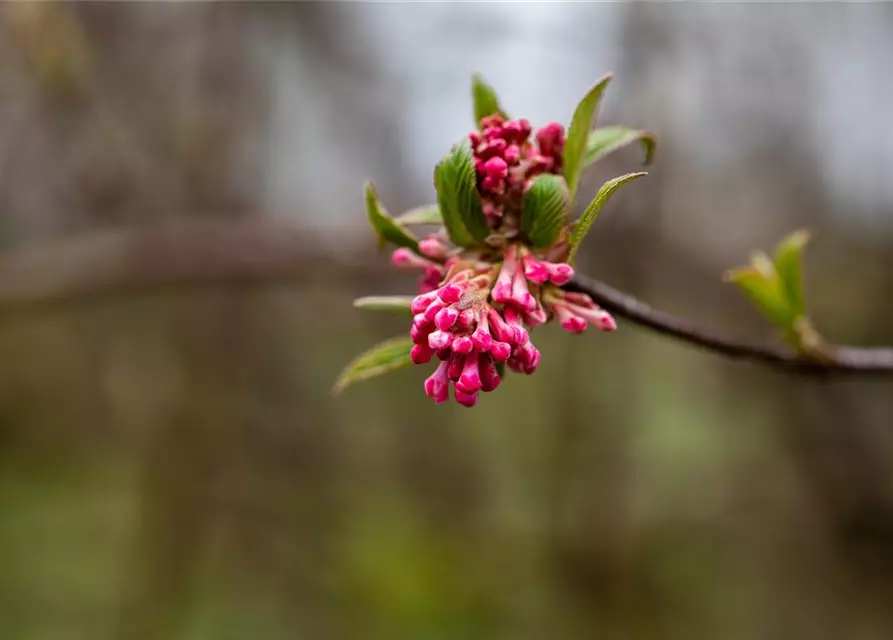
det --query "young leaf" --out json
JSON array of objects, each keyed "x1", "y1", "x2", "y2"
[
  {"x1": 566, "y1": 172, "x2": 647, "y2": 265},
  {"x1": 364, "y1": 181, "x2": 419, "y2": 250},
  {"x1": 394, "y1": 205, "x2": 443, "y2": 226},
  {"x1": 773, "y1": 229, "x2": 810, "y2": 319},
  {"x1": 353, "y1": 296, "x2": 415, "y2": 316},
  {"x1": 435, "y1": 139, "x2": 490, "y2": 246},
  {"x1": 724, "y1": 266, "x2": 797, "y2": 330},
  {"x1": 521, "y1": 173, "x2": 571, "y2": 248},
  {"x1": 583, "y1": 126, "x2": 657, "y2": 168},
  {"x1": 331, "y1": 336, "x2": 414, "y2": 395},
  {"x1": 563, "y1": 73, "x2": 613, "y2": 199},
  {"x1": 472, "y1": 74, "x2": 507, "y2": 126}
]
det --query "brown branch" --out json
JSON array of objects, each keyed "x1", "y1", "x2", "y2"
[
  {"x1": 0, "y1": 219, "x2": 891, "y2": 374},
  {"x1": 566, "y1": 274, "x2": 893, "y2": 374}
]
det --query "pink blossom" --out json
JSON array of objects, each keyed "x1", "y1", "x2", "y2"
[
  {"x1": 454, "y1": 389, "x2": 478, "y2": 408},
  {"x1": 456, "y1": 352, "x2": 484, "y2": 393},
  {"x1": 424, "y1": 362, "x2": 450, "y2": 404}
]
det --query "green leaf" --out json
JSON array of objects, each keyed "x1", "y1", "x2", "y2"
[
  {"x1": 583, "y1": 126, "x2": 657, "y2": 168},
  {"x1": 353, "y1": 296, "x2": 415, "y2": 316},
  {"x1": 773, "y1": 229, "x2": 810, "y2": 319},
  {"x1": 563, "y1": 73, "x2": 613, "y2": 199},
  {"x1": 566, "y1": 172, "x2": 647, "y2": 265},
  {"x1": 472, "y1": 74, "x2": 507, "y2": 126},
  {"x1": 724, "y1": 266, "x2": 797, "y2": 330},
  {"x1": 434, "y1": 139, "x2": 490, "y2": 246},
  {"x1": 394, "y1": 205, "x2": 443, "y2": 226},
  {"x1": 521, "y1": 173, "x2": 571, "y2": 248},
  {"x1": 331, "y1": 336, "x2": 414, "y2": 395},
  {"x1": 364, "y1": 181, "x2": 419, "y2": 250}
]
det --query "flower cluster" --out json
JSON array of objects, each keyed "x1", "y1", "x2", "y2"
[
  {"x1": 389, "y1": 111, "x2": 618, "y2": 407},
  {"x1": 339, "y1": 73, "x2": 653, "y2": 404},
  {"x1": 471, "y1": 115, "x2": 566, "y2": 230}
]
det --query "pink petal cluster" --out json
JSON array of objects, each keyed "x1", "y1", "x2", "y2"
[
  {"x1": 393, "y1": 240, "x2": 615, "y2": 407},
  {"x1": 469, "y1": 115, "x2": 566, "y2": 227},
  {"x1": 409, "y1": 267, "x2": 527, "y2": 408},
  {"x1": 385, "y1": 116, "x2": 616, "y2": 407}
]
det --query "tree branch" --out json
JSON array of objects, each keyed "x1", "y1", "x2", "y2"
[
  {"x1": 0, "y1": 220, "x2": 890, "y2": 374},
  {"x1": 566, "y1": 273, "x2": 893, "y2": 375}
]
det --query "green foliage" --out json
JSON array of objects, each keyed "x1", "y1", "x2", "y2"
[
  {"x1": 471, "y1": 74, "x2": 507, "y2": 126},
  {"x1": 353, "y1": 296, "x2": 415, "y2": 316},
  {"x1": 566, "y1": 172, "x2": 647, "y2": 265},
  {"x1": 394, "y1": 205, "x2": 443, "y2": 226},
  {"x1": 563, "y1": 73, "x2": 613, "y2": 199},
  {"x1": 332, "y1": 336, "x2": 414, "y2": 395},
  {"x1": 434, "y1": 139, "x2": 490, "y2": 246},
  {"x1": 725, "y1": 230, "x2": 815, "y2": 349},
  {"x1": 364, "y1": 181, "x2": 419, "y2": 251},
  {"x1": 773, "y1": 229, "x2": 810, "y2": 319},
  {"x1": 521, "y1": 173, "x2": 571, "y2": 248},
  {"x1": 584, "y1": 126, "x2": 657, "y2": 168}
]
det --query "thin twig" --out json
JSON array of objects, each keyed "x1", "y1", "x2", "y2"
[{"x1": 566, "y1": 273, "x2": 893, "y2": 375}]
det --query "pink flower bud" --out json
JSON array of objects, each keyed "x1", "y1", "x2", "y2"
[
  {"x1": 524, "y1": 306, "x2": 548, "y2": 327},
  {"x1": 517, "y1": 342, "x2": 541, "y2": 374},
  {"x1": 549, "y1": 263, "x2": 574, "y2": 285},
  {"x1": 447, "y1": 353, "x2": 465, "y2": 382},
  {"x1": 424, "y1": 362, "x2": 450, "y2": 404},
  {"x1": 438, "y1": 283, "x2": 463, "y2": 304},
  {"x1": 456, "y1": 352, "x2": 483, "y2": 393},
  {"x1": 478, "y1": 138, "x2": 507, "y2": 159},
  {"x1": 490, "y1": 341, "x2": 512, "y2": 362},
  {"x1": 454, "y1": 389, "x2": 478, "y2": 408},
  {"x1": 483, "y1": 125, "x2": 503, "y2": 141},
  {"x1": 480, "y1": 114, "x2": 504, "y2": 129},
  {"x1": 562, "y1": 291, "x2": 595, "y2": 307},
  {"x1": 503, "y1": 307, "x2": 529, "y2": 346},
  {"x1": 411, "y1": 343, "x2": 435, "y2": 364},
  {"x1": 523, "y1": 256, "x2": 551, "y2": 283},
  {"x1": 511, "y1": 269, "x2": 537, "y2": 311},
  {"x1": 456, "y1": 309, "x2": 476, "y2": 330},
  {"x1": 419, "y1": 237, "x2": 448, "y2": 260},
  {"x1": 487, "y1": 308, "x2": 516, "y2": 344},
  {"x1": 428, "y1": 330, "x2": 452, "y2": 351},
  {"x1": 535, "y1": 122, "x2": 565, "y2": 157},
  {"x1": 555, "y1": 303, "x2": 587, "y2": 333},
  {"x1": 482, "y1": 156, "x2": 508, "y2": 181},
  {"x1": 470, "y1": 313, "x2": 492, "y2": 351},
  {"x1": 468, "y1": 131, "x2": 482, "y2": 147},
  {"x1": 411, "y1": 291, "x2": 437, "y2": 314},
  {"x1": 492, "y1": 246, "x2": 518, "y2": 304},
  {"x1": 504, "y1": 144, "x2": 521, "y2": 164},
  {"x1": 411, "y1": 323, "x2": 433, "y2": 345},
  {"x1": 452, "y1": 336, "x2": 474, "y2": 354},
  {"x1": 391, "y1": 248, "x2": 435, "y2": 270},
  {"x1": 481, "y1": 175, "x2": 503, "y2": 192},
  {"x1": 569, "y1": 303, "x2": 617, "y2": 331},
  {"x1": 481, "y1": 357, "x2": 501, "y2": 392},
  {"x1": 436, "y1": 348, "x2": 450, "y2": 360},
  {"x1": 435, "y1": 306, "x2": 459, "y2": 330},
  {"x1": 424, "y1": 301, "x2": 446, "y2": 323}
]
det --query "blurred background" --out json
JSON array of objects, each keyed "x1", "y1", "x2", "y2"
[{"x1": 1, "y1": 3, "x2": 892, "y2": 639}]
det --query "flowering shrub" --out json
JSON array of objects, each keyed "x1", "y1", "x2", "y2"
[{"x1": 333, "y1": 74, "x2": 656, "y2": 404}]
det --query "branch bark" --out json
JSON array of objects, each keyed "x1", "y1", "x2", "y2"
[{"x1": 566, "y1": 273, "x2": 893, "y2": 374}]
